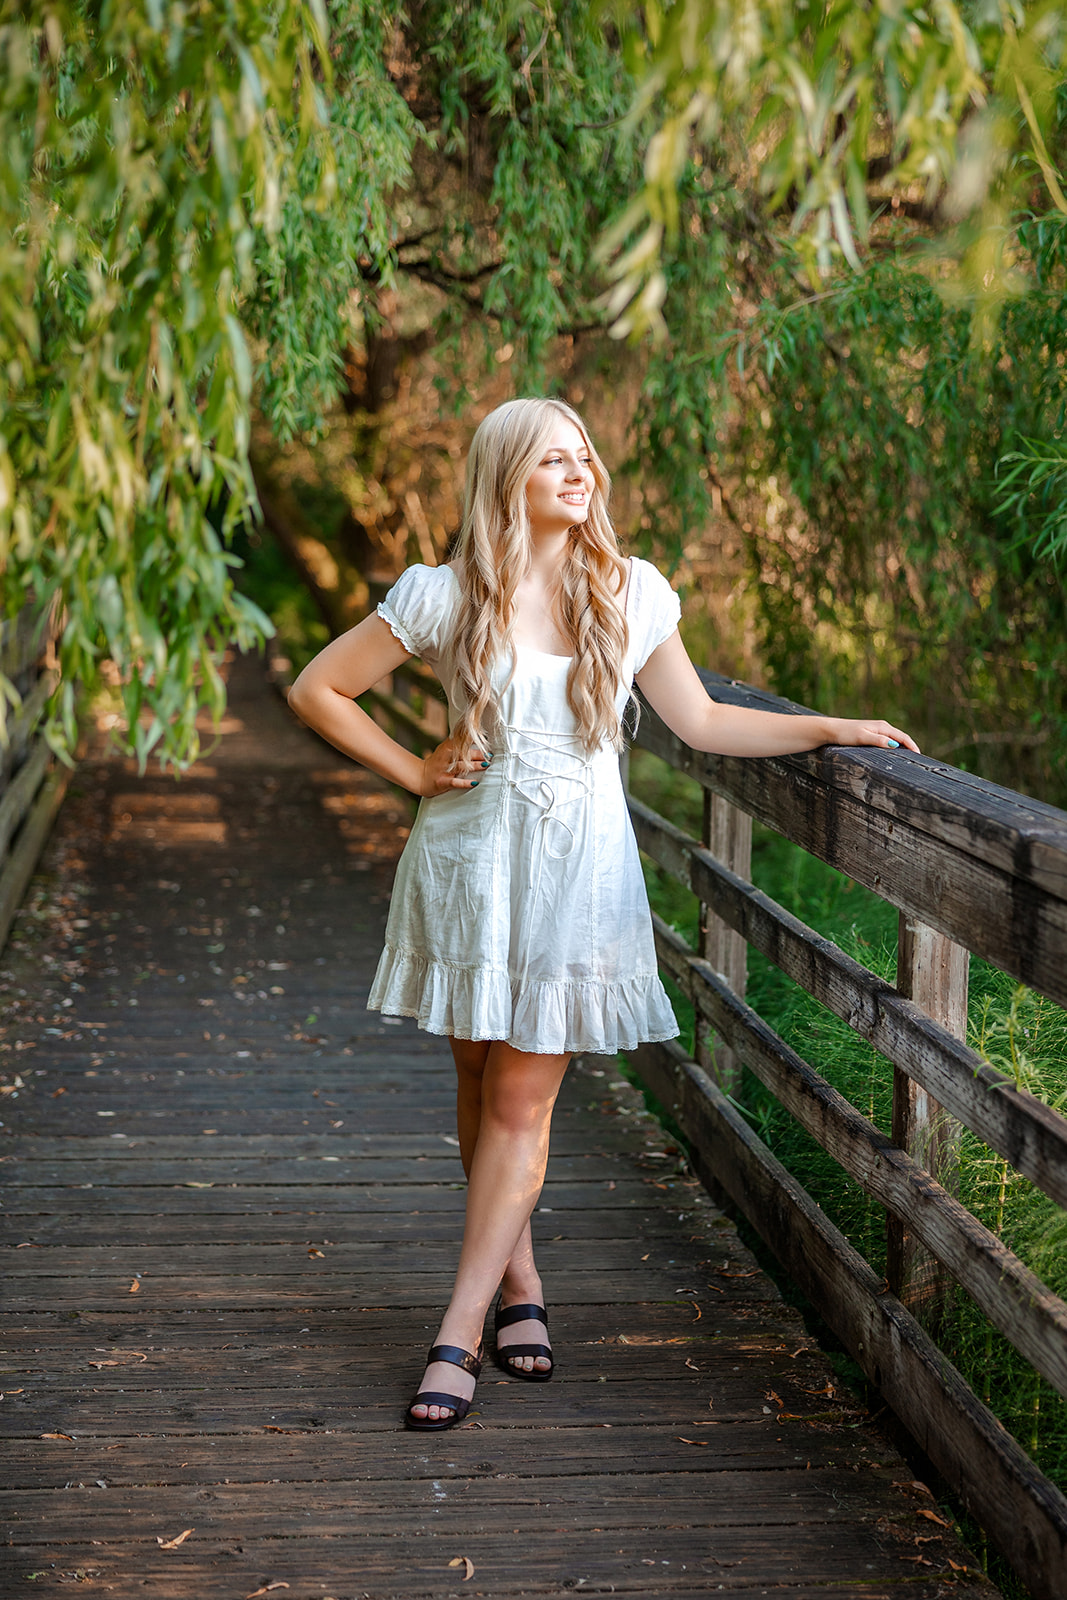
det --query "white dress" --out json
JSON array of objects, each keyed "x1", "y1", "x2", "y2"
[{"x1": 367, "y1": 558, "x2": 681, "y2": 1055}]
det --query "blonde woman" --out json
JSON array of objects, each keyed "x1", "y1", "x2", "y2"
[{"x1": 289, "y1": 397, "x2": 917, "y2": 1431}]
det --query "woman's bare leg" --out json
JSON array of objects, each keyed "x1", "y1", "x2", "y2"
[
  {"x1": 409, "y1": 1040, "x2": 570, "y2": 1422},
  {"x1": 451, "y1": 1039, "x2": 551, "y2": 1376}
]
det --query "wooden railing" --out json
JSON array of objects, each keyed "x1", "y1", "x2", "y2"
[
  {"x1": 0, "y1": 606, "x2": 68, "y2": 954},
  {"x1": 362, "y1": 656, "x2": 1067, "y2": 1600}
]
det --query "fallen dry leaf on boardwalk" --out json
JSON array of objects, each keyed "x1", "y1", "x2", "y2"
[
  {"x1": 156, "y1": 1528, "x2": 194, "y2": 1550},
  {"x1": 448, "y1": 1556, "x2": 475, "y2": 1580},
  {"x1": 246, "y1": 1585, "x2": 289, "y2": 1597},
  {"x1": 90, "y1": 1350, "x2": 147, "y2": 1368}
]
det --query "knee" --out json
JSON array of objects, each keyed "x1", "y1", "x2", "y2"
[
  {"x1": 481, "y1": 1075, "x2": 554, "y2": 1138},
  {"x1": 453, "y1": 1040, "x2": 488, "y2": 1092}
]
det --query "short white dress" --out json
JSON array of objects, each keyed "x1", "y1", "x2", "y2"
[{"x1": 367, "y1": 558, "x2": 681, "y2": 1055}]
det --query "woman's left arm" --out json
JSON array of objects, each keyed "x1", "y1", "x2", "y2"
[{"x1": 635, "y1": 631, "x2": 920, "y2": 756}]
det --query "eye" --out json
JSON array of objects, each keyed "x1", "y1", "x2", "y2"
[{"x1": 544, "y1": 456, "x2": 562, "y2": 466}]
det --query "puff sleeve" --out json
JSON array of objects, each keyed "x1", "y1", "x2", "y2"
[
  {"x1": 629, "y1": 558, "x2": 682, "y2": 674},
  {"x1": 377, "y1": 565, "x2": 459, "y2": 664}
]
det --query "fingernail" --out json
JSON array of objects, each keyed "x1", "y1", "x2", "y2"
[
  {"x1": 471, "y1": 780, "x2": 479, "y2": 787},
  {"x1": 480, "y1": 761, "x2": 489, "y2": 768},
  {"x1": 887, "y1": 739, "x2": 900, "y2": 749}
]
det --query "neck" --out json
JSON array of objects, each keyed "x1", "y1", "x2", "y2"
[{"x1": 526, "y1": 526, "x2": 572, "y2": 584}]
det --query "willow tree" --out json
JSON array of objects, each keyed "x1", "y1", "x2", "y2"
[
  {"x1": 605, "y1": 1, "x2": 1067, "y2": 793},
  {"x1": 3, "y1": 0, "x2": 1067, "y2": 778},
  {"x1": 0, "y1": 0, "x2": 416, "y2": 767}
]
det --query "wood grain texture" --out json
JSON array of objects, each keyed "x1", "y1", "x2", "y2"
[{"x1": 887, "y1": 916, "x2": 968, "y2": 1321}]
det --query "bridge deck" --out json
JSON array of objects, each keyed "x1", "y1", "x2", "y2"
[{"x1": 0, "y1": 655, "x2": 998, "y2": 1598}]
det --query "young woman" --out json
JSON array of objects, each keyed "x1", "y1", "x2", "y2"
[{"x1": 288, "y1": 397, "x2": 917, "y2": 1432}]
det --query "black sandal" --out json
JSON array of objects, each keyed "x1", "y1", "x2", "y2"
[
  {"x1": 403, "y1": 1343, "x2": 482, "y2": 1432},
  {"x1": 493, "y1": 1299, "x2": 554, "y2": 1382}
]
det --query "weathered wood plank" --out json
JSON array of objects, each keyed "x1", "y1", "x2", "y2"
[
  {"x1": 0, "y1": 766, "x2": 70, "y2": 954},
  {"x1": 0, "y1": 1152, "x2": 626, "y2": 1185},
  {"x1": 0, "y1": 1419, "x2": 905, "y2": 1489},
  {"x1": 629, "y1": 794, "x2": 1067, "y2": 1207},
  {"x1": 0, "y1": 1180, "x2": 677, "y2": 1215},
  {"x1": 0, "y1": 1212, "x2": 704, "y2": 1251},
  {"x1": 697, "y1": 792, "x2": 751, "y2": 1092},
  {"x1": 631, "y1": 1036, "x2": 1067, "y2": 1600},
  {"x1": 888, "y1": 916, "x2": 968, "y2": 1323},
  {"x1": 0, "y1": 1236, "x2": 728, "y2": 1278},
  {"x1": 0, "y1": 1299, "x2": 800, "y2": 1350},
  {"x1": 0, "y1": 1370, "x2": 826, "y2": 1437},
  {"x1": 0, "y1": 686, "x2": 53, "y2": 839},
  {"x1": 0, "y1": 1465, "x2": 955, "y2": 1539},
  {"x1": 0, "y1": 1266, "x2": 778, "y2": 1312},
  {"x1": 0, "y1": 1523, "x2": 989, "y2": 1599},
  {"x1": 0, "y1": 1336, "x2": 815, "y2": 1389}
]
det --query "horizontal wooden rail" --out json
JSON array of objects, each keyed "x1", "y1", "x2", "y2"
[
  {"x1": 0, "y1": 606, "x2": 67, "y2": 955},
  {"x1": 638, "y1": 672, "x2": 1067, "y2": 1010},
  {"x1": 629, "y1": 794, "x2": 1067, "y2": 1209},
  {"x1": 651, "y1": 913, "x2": 1067, "y2": 1401}
]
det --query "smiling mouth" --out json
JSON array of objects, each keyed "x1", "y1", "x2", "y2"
[{"x1": 560, "y1": 494, "x2": 587, "y2": 504}]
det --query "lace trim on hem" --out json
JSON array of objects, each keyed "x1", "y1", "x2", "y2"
[{"x1": 364, "y1": 1002, "x2": 679, "y2": 1055}]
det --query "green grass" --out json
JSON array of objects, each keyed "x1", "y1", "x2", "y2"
[{"x1": 626, "y1": 747, "x2": 1067, "y2": 1591}]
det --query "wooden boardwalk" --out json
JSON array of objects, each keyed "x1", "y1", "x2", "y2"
[{"x1": 0, "y1": 655, "x2": 1000, "y2": 1599}]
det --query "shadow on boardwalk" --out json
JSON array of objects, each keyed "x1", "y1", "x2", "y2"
[{"x1": 0, "y1": 654, "x2": 999, "y2": 1598}]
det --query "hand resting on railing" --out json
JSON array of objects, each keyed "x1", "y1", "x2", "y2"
[{"x1": 635, "y1": 629, "x2": 919, "y2": 756}]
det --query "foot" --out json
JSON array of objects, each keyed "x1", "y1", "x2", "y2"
[
  {"x1": 495, "y1": 1289, "x2": 553, "y2": 1378},
  {"x1": 406, "y1": 1343, "x2": 481, "y2": 1427}
]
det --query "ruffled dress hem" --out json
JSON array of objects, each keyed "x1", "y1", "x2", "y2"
[{"x1": 369, "y1": 943, "x2": 678, "y2": 1056}]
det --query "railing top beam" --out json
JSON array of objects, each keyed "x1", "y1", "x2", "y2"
[{"x1": 635, "y1": 670, "x2": 1067, "y2": 1009}]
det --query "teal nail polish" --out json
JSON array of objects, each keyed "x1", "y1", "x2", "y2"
[
  {"x1": 887, "y1": 738, "x2": 900, "y2": 748},
  {"x1": 471, "y1": 780, "x2": 479, "y2": 787}
]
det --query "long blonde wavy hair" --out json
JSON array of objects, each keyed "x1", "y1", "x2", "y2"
[{"x1": 450, "y1": 398, "x2": 630, "y2": 757}]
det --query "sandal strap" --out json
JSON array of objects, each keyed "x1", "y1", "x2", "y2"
[
  {"x1": 501, "y1": 1343, "x2": 553, "y2": 1361},
  {"x1": 426, "y1": 1342, "x2": 482, "y2": 1377},
  {"x1": 495, "y1": 1302, "x2": 548, "y2": 1330},
  {"x1": 408, "y1": 1389, "x2": 471, "y2": 1417}
]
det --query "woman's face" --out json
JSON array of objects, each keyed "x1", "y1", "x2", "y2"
[{"x1": 524, "y1": 419, "x2": 595, "y2": 536}]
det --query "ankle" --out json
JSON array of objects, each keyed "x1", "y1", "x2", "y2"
[
  {"x1": 500, "y1": 1272, "x2": 543, "y2": 1308},
  {"x1": 434, "y1": 1313, "x2": 486, "y2": 1357}
]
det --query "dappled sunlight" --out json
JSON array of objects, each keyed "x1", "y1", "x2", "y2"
[{"x1": 108, "y1": 790, "x2": 228, "y2": 848}]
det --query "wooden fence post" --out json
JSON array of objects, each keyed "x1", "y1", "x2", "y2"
[
  {"x1": 887, "y1": 914, "x2": 969, "y2": 1327},
  {"x1": 697, "y1": 792, "x2": 752, "y2": 1095}
]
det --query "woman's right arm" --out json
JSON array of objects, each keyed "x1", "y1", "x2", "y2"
[{"x1": 288, "y1": 614, "x2": 482, "y2": 798}]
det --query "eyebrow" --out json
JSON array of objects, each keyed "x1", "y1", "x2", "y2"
[{"x1": 542, "y1": 441, "x2": 591, "y2": 454}]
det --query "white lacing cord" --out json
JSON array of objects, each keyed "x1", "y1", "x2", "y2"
[{"x1": 499, "y1": 725, "x2": 597, "y2": 989}]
